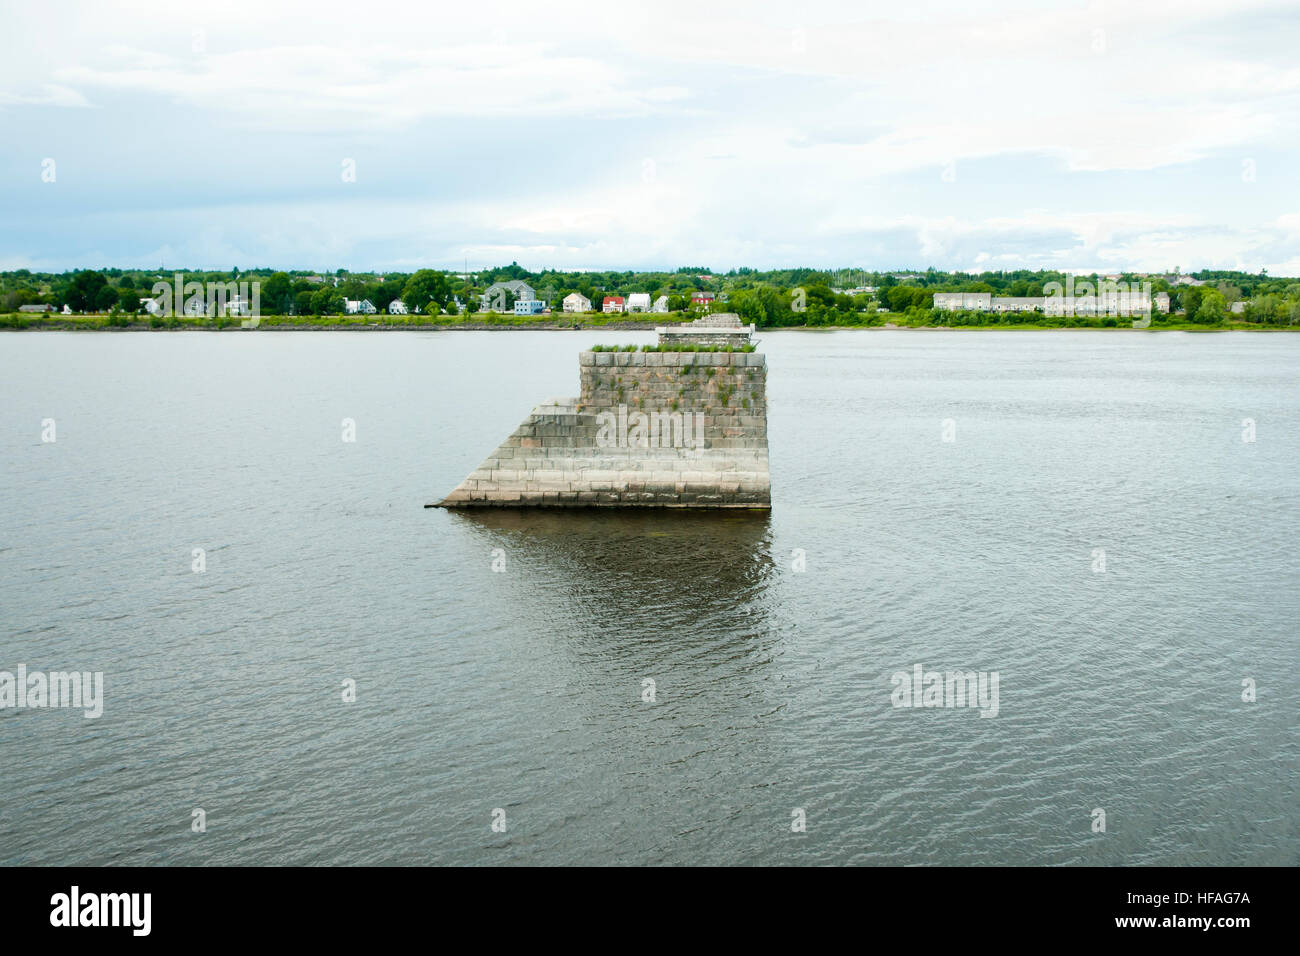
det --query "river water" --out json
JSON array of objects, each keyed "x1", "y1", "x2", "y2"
[{"x1": 1, "y1": 329, "x2": 1296, "y2": 865}]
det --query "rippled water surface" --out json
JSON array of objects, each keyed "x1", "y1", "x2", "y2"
[{"x1": 1, "y1": 329, "x2": 1296, "y2": 865}]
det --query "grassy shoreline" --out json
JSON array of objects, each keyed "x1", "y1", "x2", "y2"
[
  {"x1": 0, "y1": 313, "x2": 678, "y2": 332},
  {"x1": 1, "y1": 312, "x2": 1295, "y2": 333}
]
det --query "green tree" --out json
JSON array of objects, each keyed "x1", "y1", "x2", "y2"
[
  {"x1": 403, "y1": 270, "x2": 451, "y2": 313},
  {"x1": 339, "y1": 277, "x2": 369, "y2": 300},
  {"x1": 94, "y1": 284, "x2": 120, "y2": 312},
  {"x1": 1178, "y1": 286, "x2": 1204, "y2": 317},
  {"x1": 1194, "y1": 289, "x2": 1228, "y2": 325},
  {"x1": 66, "y1": 270, "x2": 108, "y2": 312},
  {"x1": 262, "y1": 272, "x2": 293, "y2": 314},
  {"x1": 728, "y1": 286, "x2": 786, "y2": 327},
  {"x1": 310, "y1": 288, "x2": 342, "y2": 315},
  {"x1": 886, "y1": 285, "x2": 925, "y2": 312},
  {"x1": 371, "y1": 282, "x2": 400, "y2": 311}
]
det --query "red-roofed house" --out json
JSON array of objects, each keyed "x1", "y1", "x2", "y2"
[{"x1": 603, "y1": 296, "x2": 625, "y2": 313}]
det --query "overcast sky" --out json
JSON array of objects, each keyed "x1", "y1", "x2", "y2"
[{"x1": 3, "y1": 0, "x2": 1299, "y2": 274}]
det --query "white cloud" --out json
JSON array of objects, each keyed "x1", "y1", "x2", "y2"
[
  {"x1": 52, "y1": 44, "x2": 687, "y2": 127},
  {"x1": 3, "y1": 0, "x2": 1300, "y2": 271},
  {"x1": 0, "y1": 85, "x2": 92, "y2": 109}
]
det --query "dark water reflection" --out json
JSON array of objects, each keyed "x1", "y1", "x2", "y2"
[{"x1": 449, "y1": 508, "x2": 775, "y2": 627}]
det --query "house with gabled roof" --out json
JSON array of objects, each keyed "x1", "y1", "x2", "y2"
[
  {"x1": 482, "y1": 280, "x2": 535, "y2": 311},
  {"x1": 563, "y1": 292, "x2": 591, "y2": 313}
]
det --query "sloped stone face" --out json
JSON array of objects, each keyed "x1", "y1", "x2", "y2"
[{"x1": 432, "y1": 350, "x2": 770, "y2": 509}]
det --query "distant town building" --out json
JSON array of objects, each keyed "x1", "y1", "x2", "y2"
[
  {"x1": 627, "y1": 292, "x2": 652, "y2": 312},
  {"x1": 344, "y1": 299, "x2": 377, "y2": 315},
  {"x1": 388, "y1": 299, "x2": 408, "y2": 315},
  {"x1": 482, "y1": 280, "x2": 535, "y2": 311},
  {"x1": 933, "y1": 292, "x2": 992, "y2": 311},
  {"x1": 652, "y1": 295, "x2": 670, "y2": 313},
  {"x1": 691, "y1": 292, "x2": 717, "y2": 308},
  {"x1": 563, "y1": 292, "x2": 591, "y2": 313},
  {"x1": 934, "y1": 289, "x2": 1167, "y2": 316},
  {"x1": 989, "y1": 297, "x2": 1043, "y2": 313},
  {"x1": 514, "y1": 299, "x2": 546, "y2": 315},
  {"x1": 1043, "y1": 290, "x2": 1155, "y2": 316},
  {"x1": 603, "y1": 296, "x2": 625, "y2": 313},
  {"x1": 18, "y1": 304, "x2": 56, "y2": 313}
]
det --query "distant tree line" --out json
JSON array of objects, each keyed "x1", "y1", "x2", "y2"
[{"x1": 2, "y1": 264, "x2": 1297, "y2": 327}]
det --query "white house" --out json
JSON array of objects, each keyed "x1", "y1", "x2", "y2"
[
  {"x1": 562, "y1": 292, "x2": 591, "y2": 313},
  {"x1": 627, "y1": 292, "x2": 652, "y2": 312},
  {"x1": 344, "y1": 299, "x2": 377, "y2": 315},
  {"x1": 652, "y1": 295, "x2": 669, "y2": 313},
  {"x1": 388, "y1": 299, "x2": 409, "y2": 315}
]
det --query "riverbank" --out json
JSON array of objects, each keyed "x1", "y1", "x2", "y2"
[
  {"x1": 0, "y1": 313, "x2": 682, "y2": 332},
  {"x1": 2, "y1": 312, "x2": 1295, "y2": 332}
]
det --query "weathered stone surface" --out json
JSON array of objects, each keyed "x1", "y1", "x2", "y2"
[{"x1": 431, "y1": 345, "x2": 770, "y2": 509}]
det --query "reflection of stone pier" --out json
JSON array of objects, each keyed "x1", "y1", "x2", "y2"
[{"x1": 430, "y1": 315, "x2": 771, "y2": 509}]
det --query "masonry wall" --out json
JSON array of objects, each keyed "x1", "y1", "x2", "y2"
[
  {"x1": 656, "y1": 331, "x2": 755, "y2": 348},
  {"x1": 433, "y1": 350, "x2": 770, "y2": 508}
]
